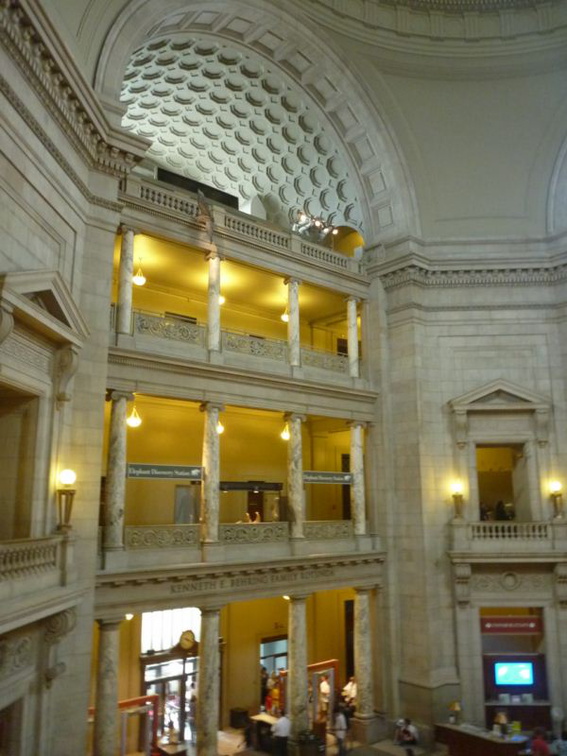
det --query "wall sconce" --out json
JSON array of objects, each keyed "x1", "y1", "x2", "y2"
[
  {"x1": 216, "y1": 420, "x2": 225, "y2": 434},
  {"x1": 126, "y1": 405, "x2": 142, "y2": 428},
  {"x1": 132, "y1": 258, "x2": 146, "y2": 287},
  {"x1": 550, "y1": 481, "x2": 563, "y2": 518},
  {"x1": 57, "y1": 469, "x2": 76, "y2": 532},
  {"x1": 450, "y1": 481, "x2": 464, "y2": 519},
  {"x1": 280, "y1": 423, "x2": 290, "y2": 441}
]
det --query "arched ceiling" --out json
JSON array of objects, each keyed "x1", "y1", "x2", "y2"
[{"x1": 120, "y1": 33, "x2": 362, "y2": 232}]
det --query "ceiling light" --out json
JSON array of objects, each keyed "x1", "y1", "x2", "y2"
[
  {"x1": 280, "y1": 424, "x2": 290, "y2": 441},
  {"x1": 132, "y1": 259, "x2": 146, "y2": 287},
  {"x1": 126, "y1": 406, "x2": 142, "y2": 428}
]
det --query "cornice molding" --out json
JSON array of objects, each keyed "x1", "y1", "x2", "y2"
[
  {"x1": 0, "y1": 0, "x2": 147, "y2": 179},
  {"x1": 379, "y1": 262, "x2": 567, "y2": 290}
]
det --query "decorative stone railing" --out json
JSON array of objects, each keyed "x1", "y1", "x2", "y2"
[
  {"x1": 124, "y1": 525, "x2": 200, "y2": 549},
  {"x1": 119, "y1": 175, "x2": 364, "y2": 275},
  {"x1": 470, "y1": 522, "x2": 550, "y2": 541},
  {"x1": 301, "y1": 346, "x2": 350, "y2": 374},
  {"x1": 134, "y1": 311, "x2": 206, "y2": 346},
  {"x1": 222, "y1": 330, "x2": 288, "y2": 362},
  {"x1": 450, "y1": 520, "x2": 567, "y2": 552},
  {"x1": 220, "y1": 522, "x2": 289, "y2": 543},
  {"x1": 303, "y1": 520, "x2": 354, "y2": 539},
  {"x1": 0, "y1": 536, "x2": 60, "y2": 580}
]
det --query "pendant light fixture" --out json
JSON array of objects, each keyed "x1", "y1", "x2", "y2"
[
  {"x1": 126, "y1": 405, "x2": 142, "y2": 428},
  {"x1": 132, "y1": 258, "x2": 146, "y2": 287},
  {"x1": 280, "y1": 423, "x2": 290, "y2": 441}
]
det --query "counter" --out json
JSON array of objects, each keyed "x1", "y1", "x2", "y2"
[{"x1": 435, "y1": 723, "x2": 529, "y2": 756}]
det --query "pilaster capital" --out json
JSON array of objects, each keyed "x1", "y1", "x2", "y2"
[
  {"x1": 200, "y1": 401, "x2": 224, "y2": 413},
  {"x1": 106, "y1": 389, "x2": 135, "y2": 403}
]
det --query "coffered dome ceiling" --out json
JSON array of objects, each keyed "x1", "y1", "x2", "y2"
[{"x1": 120, "y1": 35, "x2": 362, "y2": 232}]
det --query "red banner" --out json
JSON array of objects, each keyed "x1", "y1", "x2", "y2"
[{"x1": 480, "y1": 616, "x2": 542, "y2": 634}]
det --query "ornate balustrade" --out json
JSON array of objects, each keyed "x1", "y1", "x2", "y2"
[
  {"x1": 303, "y1": 520, "x2": 354, "y2": 539},
  {"x1": 220, "y1": 522, "x2": 289, "y2": 543},
  {"x1": 134, "y1": 311, "x2": 206, "y2": 346},
  {"x1": 221, "y1": 330, "x2": 288, "y2": 362},
  {"x1": 301, "y1": 346, "x2": 350, "y2": 374},
  {"x1": 0, "y1": 536, "x2": 60, "y2": 580},
  {"x1": 124, "y1": 525, "x2": 200, "y2": 549},
  {"x1": 450, "y1": 520, "x2": 567, "y2": 553}
]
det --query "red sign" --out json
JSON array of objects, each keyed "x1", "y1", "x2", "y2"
[{"x1": 480, "y1": 616, "x2": 542, "y2": 634}]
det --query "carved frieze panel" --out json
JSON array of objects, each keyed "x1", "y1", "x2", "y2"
[{"x1": 0, "y1": 635, "x2": 34, "y2": 682}]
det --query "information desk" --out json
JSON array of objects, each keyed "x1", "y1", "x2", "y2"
[
  {"x1": 435, "y1": 723, "x2": 529, "y2": 756},
  {"x1": 250, "y1": 712, "x2": 277, "y2": 752}
]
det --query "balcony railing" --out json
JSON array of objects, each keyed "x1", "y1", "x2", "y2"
[
  {"x1": 450, "y1": 520, "x2": 567, "y2": 553},
  {"x1": 105, "y1": 519, "x2": 367, "y2": 571},
  {"x1": 115, "y1": 308, "x2": 360, "y2": 378},
  {"x1": 120, "y1": 174, "x2": 364, "y2": 276},
  {"x1": 0, "y1": 536, "x2": 70, "y2": 604}
]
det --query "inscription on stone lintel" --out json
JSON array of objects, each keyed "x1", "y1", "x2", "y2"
[{"x1": 171, "y1": 568, "x2": 335, "y2": 594}]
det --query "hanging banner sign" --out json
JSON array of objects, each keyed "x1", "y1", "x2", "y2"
[
  {"x1": 127, "y1": 464, "x2": 202, "y2": 480},
  {"x1": 303, "y1": 471, "x2": 352, "y2": 484},
  {"x1": 480, "y1": 617, "x2": 543, "y2": 635}
]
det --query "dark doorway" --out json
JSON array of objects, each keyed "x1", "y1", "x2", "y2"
[{"x1": 344, "y1": 600, "x2": 354, "y2": 679}]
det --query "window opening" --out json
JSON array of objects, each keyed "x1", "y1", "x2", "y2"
[{"x1": 476, "y1": 444, "x2": 527, "y2": 521}]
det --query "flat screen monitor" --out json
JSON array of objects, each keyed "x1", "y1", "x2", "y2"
[{"x1": 494, "y1": 662, "x2": 534, "y2": 686}]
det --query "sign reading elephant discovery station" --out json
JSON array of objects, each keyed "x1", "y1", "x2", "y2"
[
  {"x1": 303, "y1": 471, "x2": 352, "y2": 484},
  {"x1": 127, "y1": 463, "x2": 202, "y2": 480}
]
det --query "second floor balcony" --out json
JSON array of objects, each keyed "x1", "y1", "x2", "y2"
[{"x1": 450, "y1": 519, "x2": 567, "y2": 557}]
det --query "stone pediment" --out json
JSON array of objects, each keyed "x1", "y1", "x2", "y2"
[
  {"x1": 0, "y1": 270, "x2": 89, "y2": 346},
  {"x1": 449, "y1": 379, "x2": 550, "y2": 413}
]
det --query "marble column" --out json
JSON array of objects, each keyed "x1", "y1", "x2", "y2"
[
  {"x1": 346, "y1": 296, "x2": 360, "y2": 378},
  {"x1": 93, "y1": 618, "x2": 122, "y2": 756},
  {"x1": 349, "y1": 421, "x2": 367, "y2": 535},
  {"x1": 207, "y1": 249, "x2": 222, "y2": 353},
  {"x1": 285, "y1": 412, "x2": 305, "y2": 539},
  {"x1": 354, "y1": 588, "x2": 375, "y2": 718},
  {"x1": 288, "y1": 595, "x2": 310, "y2": 739},
  {"x1": 103, "y1": 390, "x2": 133, "y2": 550},
  {"x1": 285, "y1": 278, "x2": 301, "y2": 367},
  {"x1": 200, "y1": 402, "x2": 223, "y2": 543},
  {"x1": 197, "y1": 607, "x2": 221, "y2": 756},
  {"x1": 116, "y1": 227, "x2": 135, "y2": 336}
]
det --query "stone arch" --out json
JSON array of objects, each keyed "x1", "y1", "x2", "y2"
[{"x1": 93, "y1": 0, "x2": 419, "y2": 244}]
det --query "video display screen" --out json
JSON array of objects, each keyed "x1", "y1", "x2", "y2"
[{"x1": 494, "y1": 662, "x2": 534, "y2": 686}]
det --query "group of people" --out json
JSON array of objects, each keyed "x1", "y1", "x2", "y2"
[
  {"x1": 479, "y1": 499, "x2": 516, "y2": 521},
  {"x1": 530, "y1": 728, "x2": 567, "y2": 756}
]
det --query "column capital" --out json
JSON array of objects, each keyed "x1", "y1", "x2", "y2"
[
  {"x1": 96, "y1": 617, "x2": 124, "y2": 630},
  {"x1": 106, "y1": 389, "x2": 135, "y2": 403},
  {"x1": 200, "y1": 401, "x2": 224, "y2": 413},
  {"x1": 288, "y1": 592, "x2": 311, "y2": 602},
  {"x1": 344, "y1": 295, "x2": 360, "y2": 304},
  {"x1": 284, "y1": 412, "x2": 306, "y2": 423},
  {"x1": 284, "y1": 277, "x2": 302, "y2": 286},
  {"x1": 354, "y1": 585, "x2": 377, "y2": 595},
  {"x1": 119, "y1": 225, "x2": 136, "y2": 237},
  {"x1": 205, "y1": 246, "x2": 223, "y2": 261},
  {"x1": 347, "y1": 420, "x2": 368, "y2": 429}
]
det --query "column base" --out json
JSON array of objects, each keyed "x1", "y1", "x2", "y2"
[{"x1": 351, "y1": 713, "x2": 388, "y2": 745}]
